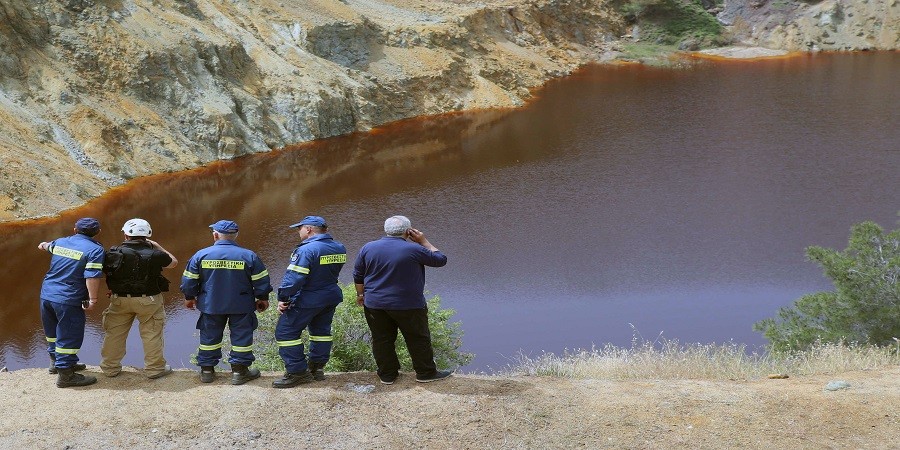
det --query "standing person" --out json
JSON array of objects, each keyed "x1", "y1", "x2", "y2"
[
  {"x1": 353, "y1": 215, "x2": 452, "y2": 384},
  {"x1": 100, "y1": 218, "x2": 178, "y2": 379},
  {"x1": 180, "y1": 220, "x2": 272, "y2": 385},
  {"x1": 272, "y1": 216, "x2": 347, "y2": 388},
  {"x1": 37, "y1": 217, "x2": 105, "y2": 388}
]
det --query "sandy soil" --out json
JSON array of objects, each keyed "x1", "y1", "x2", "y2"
[{"x1": 1, "y1": 366, "x2": 897, "y2": 449}]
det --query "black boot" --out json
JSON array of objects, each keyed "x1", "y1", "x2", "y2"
[
  {"x1": 199, "y1": 366, "x2": 216, "y2": 383},
  {"x1": 271, "y1": 370, "x2": 314, "y2": 388},
  {"x1": 56, "y1": 367, "x2": 97, "y2": 388},
  {"x1": 307, "y1": 361, "x2": 326, "y2": 381},
  {"x1": 231, "y1": 364, "x2": 260, "y2": 385},
  {"x1": 48, "y1": 355, "x2": 85, "y2": 374}
]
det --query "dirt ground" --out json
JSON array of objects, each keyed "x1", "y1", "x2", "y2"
[{"x1": 0, "y1": 366, "x2": 897, "y2": 449}]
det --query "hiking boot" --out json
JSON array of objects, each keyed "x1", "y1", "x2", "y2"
[
  {"x1": 307, "y1": 361, "x2": 326, "y2": 381},
  {"x1": 56, "y1": 367, "x2": 97, "y2": 388},
  {"x1": 415, "y1": 370, "x2": 453, "y2": 383},
  {"x1": 199, "y1": 366, "x2": 216, "y2": 383},
  {"x1": 49, "y1": 363, "x2": 86, "y2": 375},
  {"x1": 48, "y1": 355, "x2": 85, "y2": 374},
  {"x1": 231, "y1": 364, "x2": 260, "y2": 385},
  {"x1": 271, "y1": 370, "x2": 314, "y2": 388},
  {"x1": 378, "y1": 372, "x2": 399, "y2": 385}
]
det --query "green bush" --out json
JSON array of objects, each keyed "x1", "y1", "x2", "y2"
[
  {"x1": 754, "y1": 221, "x2": 900, "y2": 352},
  {"x1": 251, "y1": 284, "x2": 474, "y2": 372}
]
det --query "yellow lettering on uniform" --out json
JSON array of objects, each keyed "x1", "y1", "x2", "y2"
[
  {"x1": 319, "y1": 254, "x2": 347, "y2": 265},
  {"x1": 201, "y1": 260, "x2": 245, "y2": 270},
  {"x1": 52, "y1": 246, "x2": 84, "y2": 261}
]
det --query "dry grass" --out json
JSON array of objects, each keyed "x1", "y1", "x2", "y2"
[{"x1": 506, "y1": 339, "x2": 900, "y2": 380}]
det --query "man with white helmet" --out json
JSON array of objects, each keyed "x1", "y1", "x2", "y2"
[{"x1": 100, "y1": 218, "x2": 178, "y2": 379}]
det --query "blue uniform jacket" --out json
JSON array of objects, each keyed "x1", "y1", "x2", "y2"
[
  {"x1": 40, "y1": 234, "x2": 105, "y2": 306},
  {"x1": 180, "y1": 240, "x2": 273, "y2": 314},
  {"x1": 278, "y1": 233, "x2": 347, "y2": 308},
  {"x1": 352, "y1": 236, "x2": 447, "y2": 310}
]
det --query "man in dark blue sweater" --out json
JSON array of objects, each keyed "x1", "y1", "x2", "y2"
[{"x1": 353, "y1": 215, "x2": 451, "y2": 384}]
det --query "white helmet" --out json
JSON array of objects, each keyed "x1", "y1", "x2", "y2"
[{"x1": 122, "y1": 218, "x2": 152, "y2": 237}]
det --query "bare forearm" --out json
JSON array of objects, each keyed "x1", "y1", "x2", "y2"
[{"x1": 86, "y1": 277, "x2": 102, "y2": 300}]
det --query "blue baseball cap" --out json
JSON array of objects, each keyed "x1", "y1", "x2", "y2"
[
  {"x1": 209, "y1": 220, "x2": 239, "y2": 233},
  {"x1": 75, "y1": 217, "x2": 100, "y2": 233},
  {"x1": 289, "y1": 216, "x2": 327, "y2": 228}
]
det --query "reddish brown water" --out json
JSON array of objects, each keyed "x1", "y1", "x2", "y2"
[{"x1": 1, "y1": 52, "x2": 898, "y2": 371}]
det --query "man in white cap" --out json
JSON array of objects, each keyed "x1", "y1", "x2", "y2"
[{"x1": 100, "y1": 218, "x2": 178, "y2": 379}]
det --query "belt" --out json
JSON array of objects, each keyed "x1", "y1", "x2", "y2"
[{"x1": 112, "y1": 293, "x2": 156, "y2": 298}]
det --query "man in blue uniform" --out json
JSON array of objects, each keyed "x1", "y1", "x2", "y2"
[
  {"x1": 272, "y1": 216, "x2": 347, "y2": 388},
  {"x1": 37, "y1": 217, "x2": 105, "y2": 388},
  {"x1": 353, "y1": 215, "x2": 452, "y2": 384},
  {"x1": 180, "y1": 220, "x2": 272, "y2": 385}
]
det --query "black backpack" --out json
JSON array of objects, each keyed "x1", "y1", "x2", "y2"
[{"x1": 104, "y1": 245, "x2": 169, "y2": 294}]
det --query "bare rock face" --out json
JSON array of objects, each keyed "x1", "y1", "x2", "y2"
[
  {"x1": 0, "y1": 0, "x2": 625, "y2": 220},
  {"x1": 720, "y1": 0, "x2": 899, "y2": 51}
]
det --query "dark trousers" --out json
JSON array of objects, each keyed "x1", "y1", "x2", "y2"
[
  {"x1": 275, "y1": 304, "x2": 337, "y2": 373},
  {"x1": 40, "y1": 299, "x2": 86, "y2": 369},
  {"x1": 195, "y1": 312, "x2": 258, "y2": 367},
  {"x1": 364, "y1": 307, "x2": 436, "y2": 378}
]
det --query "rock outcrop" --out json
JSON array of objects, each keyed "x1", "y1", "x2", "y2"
[
  {"x1": 720, "y1": 0, "x2": 899, "y2": 51},
  {"x1": 0, "y1": 0, "x2": 625, "y2": 221}
]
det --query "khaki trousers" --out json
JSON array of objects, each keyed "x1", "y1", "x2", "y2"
[{"x1": 100, "y1": 293, "x2": 167, "y2": 377}]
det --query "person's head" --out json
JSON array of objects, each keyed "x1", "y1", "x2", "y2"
[
  {"x1": 209, "y1": 220, "x2": 239, "y2": 241},
  {"x1": 289, "y1": 215, "x2": 327, "y2": 240},
  {"x1": 74, "y1": 217, "x2": 101, "y2": 237},
  {"x1": 122, "y1": 218, "x2": 152, "y2": 240},
  {"x1": 384, "y1": 215, "x2": 411, "y2": 237}
]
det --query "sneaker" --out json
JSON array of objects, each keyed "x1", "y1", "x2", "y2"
[
  {"x1": 199, "y1": 366, "x2": 215, "y2": 383},
  {"x1": 148, "y1": 365, "x2": 173, "y2": 379},
  {"x1": 272, "y1": 371, "x2": 314, "y2": 388},
  {"x1": 379, "y1": 373, "x2": 399, "y2": 385},
  {"x1": 415, "y1": 370, "x2": 452, "y2": 383}
]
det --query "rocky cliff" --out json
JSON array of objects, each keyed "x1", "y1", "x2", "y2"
[
  {"x1": 720, "y1": 0, "x2": 899, "y2": 50},
  {"x1": 0, "y1": 0, "x2": 625, "y2": 221},
  {"x1": 0, "y1": 0, "x2": 897, "y2": 221}
]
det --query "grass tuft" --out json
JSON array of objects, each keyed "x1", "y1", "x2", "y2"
[{"x1": 504, "y1": 337, "x2": 899, "y2": 380}]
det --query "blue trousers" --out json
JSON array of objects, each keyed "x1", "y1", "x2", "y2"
[
  {"x1": 275, "y1": 304, "x2": 337, "y2": 374},
  {"x1": 196, "y1": 312, "x2": 258, "y2": 367},
  {"x1": 40, "y1": 299, "x2": 86, "y2": 369}
]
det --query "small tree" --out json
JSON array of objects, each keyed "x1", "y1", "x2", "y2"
[
  {"x1": 253, "y1": 284, "x2": 474, "y2": 372},
  {"x1": 754, "y1": 221, "x2": 900, "y2": 352}
]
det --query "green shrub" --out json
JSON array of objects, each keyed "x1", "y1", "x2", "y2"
[
  {"x1": 754, "y1": 221, "x2": 900, "y2": 352},
  {"x1": 251, "y1": 284, "x2": 474, "y2": 372}
]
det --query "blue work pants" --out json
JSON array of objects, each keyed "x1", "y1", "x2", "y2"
[
  {"x1": 40, "y1": 299, "x2": 86, "y2": 369},
  {"x1": 275, "y1": 304, "x2": 337, "y2": 374},
  {"x1": 196, "y1": 312, "x2": 257, "y2": 367}
]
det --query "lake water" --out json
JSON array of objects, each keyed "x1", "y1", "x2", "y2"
[{"x1": 1, "y1": 52, "x2": 897, "y2": 372}]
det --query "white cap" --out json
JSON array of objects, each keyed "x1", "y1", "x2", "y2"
[{"x1": 122, "y1": 218, "x2": 152, "y2": 237}]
